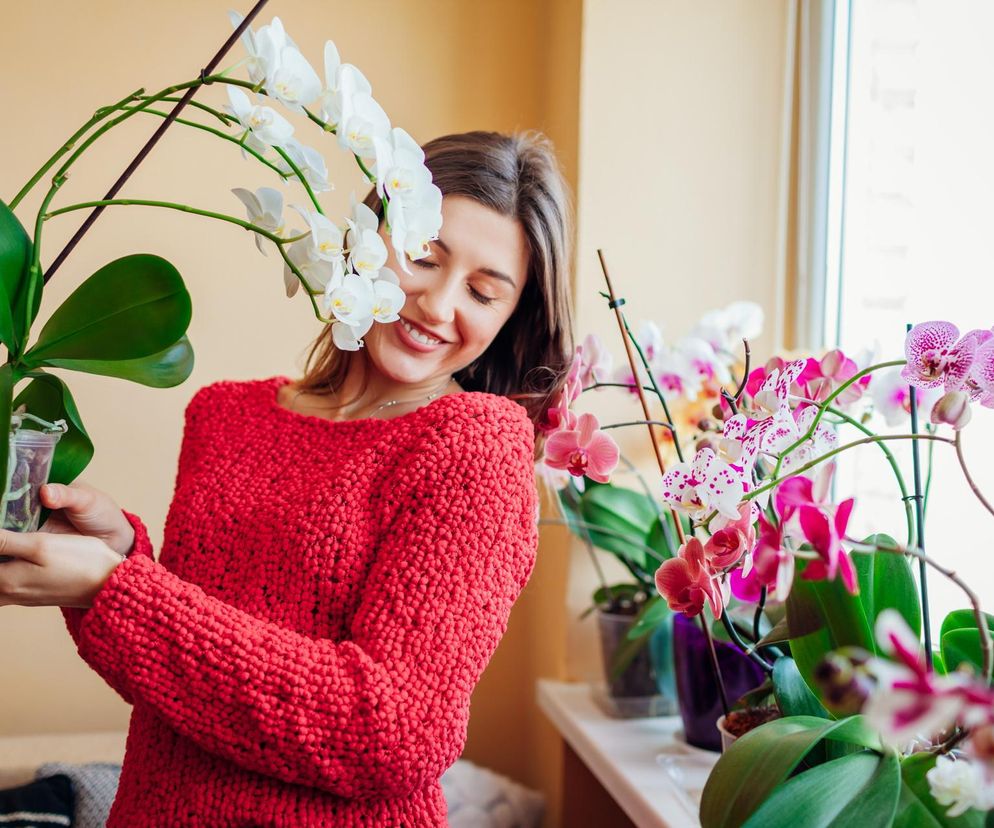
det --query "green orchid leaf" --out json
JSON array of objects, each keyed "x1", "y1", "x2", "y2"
[
  {"x1": 853, "y1": 534, "x2": 922, "y2": 637},
  {"x1": 12, "y1": 372, "x2": 93, "y2": 507},
  {"x1": 0, "y1": 199, "x2": 34, "y2": 353},
  {"x1": 940, "y1": 609, "x2": 994, "y2": 643},
  {"x1": 940, "y1": 628, "x2": 992, "y2": 683},
  {"x1": 37, "y1": 335, "x2": 195, "y2": 387},
  {"x1": 579, "y1": 483, "x2": 658, "y2": 571},
  {"x1": 646, "y1": 513, "x2": 678, "y2": 560},
  {"x1": 894, "y1": 753, "x2": 985, "y2": 828},
  {"x1": 740, "y1": 750, "x2": 900, "y2": 828},
  {"x1": 0, "y1": 365, "x2": 13, "y2": 507},
  {"x1": 786, "y1": 560, "x2": 875, "y2": 699},
  {"x1": 625, "y1": 594, "x2": 670, "y2": 641},
  {"x1": 700, "y1": 715, "x2": 882, "y2": 828},
  {"x1": 24, "y1": 254, "x2": 191, "y2": 364},
  {"x1": 772, "y1": 656, "x2": 831, "y2": 719}
]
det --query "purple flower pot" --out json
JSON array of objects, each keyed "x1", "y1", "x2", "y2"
[{"x1": 672, "y1": 613, "x2": 767, "y2": 751}]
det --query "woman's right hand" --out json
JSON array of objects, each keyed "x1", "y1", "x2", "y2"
[{"x1": 38, "y1": 482, "x2": 135, "y2": 558}]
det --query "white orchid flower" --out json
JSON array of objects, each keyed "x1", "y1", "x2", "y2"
[
  {"x1": 345, "y1": 192, "x2": 380, "y2": 244},
  {"x1": 326, "y1": 273, "x2": 375, "y2": 326},
  {"x1": 778, "y1": 406, "x2": 838, "y2": 476},
  {"x1": 225, "y1": 86, "x2": 294, "y2": 157},
  {"x1": 370, "y1": 268, "x2": 406, "y2": 322},
  {"x1": 347, "y1": 224, "x2": 388, "y2": 279},
  {"x1": 692, "y1": 301, "x2": 764, "y2": 358},
  {"x1": 372, "y1": 127, "x2": 431, "y2": 204},
  {"x1": 231, "y1": 186, "x2": 288, "y2": 255},
  {"x1": 227, "y1": 10, "x2": 272, "y2": 87},
  {"x1": 331, "y1": 317, "x2": 373, "y2": 351},
  {"x1": 396, "y1": 185, "x2": 443, "y2": 261},
  {"x1": 871, "y1": 368, "x2": 940, "y2": 427},
  {"x1": 678, "y1": 336, "x2": 732, "y2": 385},
  {"x1": 290, "y1": 205, "x2": 344, "y2": 263},
  {"x1": 320, "y1": 42, "x2": 373, "y2": 127},
  {"x1": 338, "y1": 95, "x2": 391, "y2": 160},
  {"x1": 284, "y1": 237, "x2": 336, "y2": 298},
  {"x1": 636, "y1": 321, "x2": 665, "y2": 366},
  {"x1": 275, "y1": 137, "x2": 332, "y2": 193},
  {"x1": 654, "y1": 344, "x2": 704, "y2": 400},
  {"x1": 266, "y1": 45, "x2": 322, "y2": 114},
  {"x1": 660, "y1": 447, "x2": 745, "y2": 521}
]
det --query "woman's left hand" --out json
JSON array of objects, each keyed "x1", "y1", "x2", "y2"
[{"x1": 0, "y1": 528, "x2": 125, "y2": 609}]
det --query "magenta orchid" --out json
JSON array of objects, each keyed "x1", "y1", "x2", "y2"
[{"x1": 730, "y1": 512, "x2": 793, "y2": 601}]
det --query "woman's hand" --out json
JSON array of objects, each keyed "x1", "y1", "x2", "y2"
[
  {"x1": 38, "y1": 481, "x2": 135, "y2": 557},
  {"x1": 0, "y1": 528, "x2": 125, "y2": 609}
]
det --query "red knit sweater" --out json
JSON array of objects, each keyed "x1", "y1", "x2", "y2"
[{"x1": 60, "y1": 375, "x2": 539, "y2": 827}]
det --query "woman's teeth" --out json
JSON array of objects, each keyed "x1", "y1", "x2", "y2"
[{"x1": 401, "y1": 318, "x2": 443, "y2": 345}]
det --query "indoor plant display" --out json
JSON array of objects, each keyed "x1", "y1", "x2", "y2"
[
  {"x1": 0, "y1": 5, "x2": 442, "y2": 531},
  {"x1": 542, "y1": 262, "x2": 994, "y2": 824}
]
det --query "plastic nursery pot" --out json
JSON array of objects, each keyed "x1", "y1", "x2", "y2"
[
  {"x1": 2, "y1": 411, "x2": 68, "y2": 534},
  {"x1": 716, "y1": 708, "x2": 781, "y2": 753},
  {"x1": 592, "y1": 607, "x2": 678, "y2": 718},
  {"x1": 672, "y1": 613, "x2": 767, "y2": 752}
]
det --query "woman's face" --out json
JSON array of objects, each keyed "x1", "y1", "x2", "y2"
[{"x1": 362, "y1": 194, "x2": 530, "y2": 387}]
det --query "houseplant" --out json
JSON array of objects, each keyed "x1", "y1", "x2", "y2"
[{"x1": 0, "y1": 6, "x2": 442, "y2": 535}]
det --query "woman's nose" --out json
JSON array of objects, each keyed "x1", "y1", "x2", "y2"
[{"x1": 415, "y1": 278, "x2": 459, "y2": 325}]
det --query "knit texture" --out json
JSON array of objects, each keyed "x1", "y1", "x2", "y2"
[{"x1": 60, "y1": 375, "x2": 539, "y2": 827}]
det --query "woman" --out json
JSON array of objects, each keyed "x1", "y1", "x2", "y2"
[{"x1": 0, "y1": 130, "x2": 574, "y2": 827}]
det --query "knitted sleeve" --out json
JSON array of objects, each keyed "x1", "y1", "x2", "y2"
[
  {"x1": 60, "y1": 510, "x2": 154, "y2": 705},
  {"x1": 65, "y1": 401, "x2": 538, "y2": 800}
]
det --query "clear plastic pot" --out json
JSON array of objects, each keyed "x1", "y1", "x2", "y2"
[{"x1": 2, "y1": 412, "x2": 67, "y2": 534}]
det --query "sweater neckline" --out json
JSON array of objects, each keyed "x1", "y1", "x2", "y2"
[{"x1": 266, "y1": 374, "x2": 475, "y2": 429}]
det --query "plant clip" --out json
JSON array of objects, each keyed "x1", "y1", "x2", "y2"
[{"x1": 608, "y1": 297, "x2": 626, "y2": 309}]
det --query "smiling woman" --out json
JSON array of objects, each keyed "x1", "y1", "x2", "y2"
[{"x1": 286, "y1": 130, "x2": 575, "y2": 429}]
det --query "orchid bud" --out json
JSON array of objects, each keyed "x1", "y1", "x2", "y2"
[{"x1": 930, "y1": 391, "x2": 972, "y2": 430}]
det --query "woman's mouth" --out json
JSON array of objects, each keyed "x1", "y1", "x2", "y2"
[{"x1": 396, "y1": 317, "x2": 448, "y2": 351}]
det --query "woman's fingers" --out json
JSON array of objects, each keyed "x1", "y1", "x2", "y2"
[{"x1": 0, "y1": 528, "x2": 41, "y2": 564}]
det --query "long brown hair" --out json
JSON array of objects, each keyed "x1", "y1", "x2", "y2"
[{"x1": 294, "y1": 130, "x2": 575, "y2": 430}]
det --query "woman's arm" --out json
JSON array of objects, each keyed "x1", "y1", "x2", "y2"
[{"x1": 67, "y1": 400, "x2": 538, "y2": 800}]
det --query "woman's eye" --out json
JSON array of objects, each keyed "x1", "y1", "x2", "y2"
[
  {"x1": 412, "y1": 259, "x2": 439, "y2": 269},
  {"x1": 469, "y1": 287, "x2": 496, "y2": 306}
]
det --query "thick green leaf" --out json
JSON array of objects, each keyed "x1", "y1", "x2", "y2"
[
  {"x1": 25, "y1": 254, "x2": 191, "y2": 363},
  {"x1": 894, "y1": 753, "x2": 985, "y2": 828},
  {"x1": 700, "y1": 715, "x2": 882, "y2": 828},
  {"x1": 38, "y1": 335, "x2": 195, "y2": 387},
  {"x1": 940, "y1": 609, "x2": 994, "y2": 643},
  {"x1": 646, "y1": 513, "x2": 677, "y2": 560},
  {"x1": 11, "y1": 372, "x2": 93, "y2": 507},
  {"x1": 579, "y1": 484, "x2": 658, "y2": 571},
  {"x1": 941, "y1": 628, "x2": 992, "y2": 682},
  {"x1": 772, "y1": 656, "x2": 831, "y2": 719},
  {"x1": 853, "y1": 534, "x2": 922, "y2": 637},
  {"x1": 786, "y1": 560, "x2": 875, "y2": 699},
  {"x1": 741, "y1": 750, "x2": 899, "y2": 828},
  {"x1": 0, "y1": 200, "x2": 33, "y2": 353}
]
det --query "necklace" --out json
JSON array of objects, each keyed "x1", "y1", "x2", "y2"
[{"x1": 289, "y1": 375, "x2": 456, "y2": 420}]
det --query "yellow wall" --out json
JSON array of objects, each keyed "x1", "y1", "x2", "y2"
[{"x1": 1, "y1": 2, "x2": 790, "y2": 825}]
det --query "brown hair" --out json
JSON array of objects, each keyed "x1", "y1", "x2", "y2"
[{"x1": 294, "y1": 130, "x2": 575, "y2": 430}]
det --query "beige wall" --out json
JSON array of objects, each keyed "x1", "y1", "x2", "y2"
[{"x1": 1, "y1": 2, "x2": 789, "y2": 825}]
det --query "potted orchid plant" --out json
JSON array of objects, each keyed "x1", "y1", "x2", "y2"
[
  {"x1": 0, "y1": 7, "x2": 442, "y2": 537},
  {"x1": 541, "y1": 252, "x2": 994, "y2": 824}
]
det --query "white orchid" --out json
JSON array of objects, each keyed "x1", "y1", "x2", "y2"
[
  {"x1": 320, "y1": 42, "x2": 373, "y2": 128},
  {"x1": 331, "y1": 317, "x2": 373, "y2": 352},
  {"x1": 636, "y1": 321, "x2": 665, "y2": 365},
  {"x1": 283, "y1": 237, "x2": 337, "y2": 298},
  {"x1": 266, "y1": 45, "x2": 322, "y2": 114},
  {"x1": 372, "y1": 127, "x2": 433, "y2": 205},
  {"x1": 227, "y1": 11, "x2": 286, "y2": 87},
  {"x1": 346, "y1": 225, "x2": 388, "y2": 279},
  {"x1": 230, "y1": 186, "x2": 288, "y2": 255},
  {"x1": 660, "y1": 447, "x2": 745, "y2": 521},
  {"x1": 927, "y1": 756, "x2": 994, "y2": 817},
  {"x1": 370, "y1": 268, "x2": 406, "y2": 323},
  {"x1": 393, "y1": 184, "x2": 443, "y2": 261},
  {"x1": 275, "y1": 137, "x2": 332, "y2": 193},
  {"x1": 325, "y1": 273, "x2": 374, "y2": 326},
  {"x1": 778, "y1": 406, "x2": 839, "y2": 475},
  {"x1": 345, "y1": 193, "x2": 380, "y2": 242},
  {"x1": 224, "y1": 85, "x2": 294, "y2": 157},
  {"x1": 290, "y1": 205, "x2": 344, "y2": 263},
  {"x1": 654, "y1": 344, "x2": 704, "y2": 400},
  {"x1": 871, "y1": 368, "x2": 939, "y2": 427},
  {"x1": 678, "y1": 336, "x2": 732, "y2": 385},
  {"x1": 692, "y1": 300, "x2": 764, "y2": 358},
  {"x1": 337, "y1": 87, "x2": 391, "y2": 160}
]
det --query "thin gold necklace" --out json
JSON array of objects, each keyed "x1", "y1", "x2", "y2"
[{"x1": 291, "y1": 375, "x2": 456, "y2": 420}]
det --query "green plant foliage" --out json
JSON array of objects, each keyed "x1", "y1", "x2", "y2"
[
  {"x1": 0, "y1": 200, "x2": 33, "y2": 354},
  {"x1": 772, "y1": 657, "x2": 831, "y2": 719},
  {"x1": 853, "y1": 534, "x2": 922, "y2": 637},
  {"x1": 24, "y1": 254, "x2": 191, "y2": 364},
  {"x1": 741, "y1": 750, "x2": 900, "y2": 828},
  {"x1": 39, "y1": 335, "x2": 194, "y2": 387},
  {"x1": 700, "y1": 715, "x2": 882, "y2": 828},
  {"x1": 579, "y1": 483, "x2": 658, "y2": 571}
]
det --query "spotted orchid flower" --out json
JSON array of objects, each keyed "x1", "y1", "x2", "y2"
[
  {"x1": 778, "y1": 406, "x2": 838, "y2": 476},
  {"x1": 964, "y1": 332, "x2": 994, "y2": 407},
  {"x1": 902, "y1": 321, "x2": 978, "y2": 392},
  {"x1": 543, "y1": 412, "x2": 620, "y2": 483},
  {"x1": 661, "y1": 447, "x2": 745, "y2": 522}
]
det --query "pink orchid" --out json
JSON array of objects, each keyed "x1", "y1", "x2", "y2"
[
  {"x1": 965, "y1": 334, "x2": 994, "y2": 407},
  {"x1": 863, "y1": 610, "x2": 994, "y2": 748},
  {"x1": 801, "y1": 349, "x2": 872, "y2": 406},
  {"x1": 797, "y1": 497, "x2": 858, "y2": 593},
  {"x1": 660, "y1": 447, "x2": 746, "y2": 521},
  {"x1": 654, "y1": 537, "x2": 726, "y2": 618},
  {"x1": 730, "y1": 512, "x2": 793, "y2": 601},
  {"x1": 871, "y1": 368, "x2": 940, "y2": 426},
  {"x1": 704, "y1": 501, "x2": 757, "y2": 570},
  {"x1": 537, "y1": 387, "x2": 578, "y2": 434},
  {"x1": 902, "y1": 321, "x2": 977, "y2": 392},
  {"x1": 543, "y1": 412, "x2": 619, "y2": 483},
  {"x1": 578, "y1": 333, "x2": 613, "y2": 389}
]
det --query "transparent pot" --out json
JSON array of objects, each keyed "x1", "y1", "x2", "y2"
[{"x1": 2, "y1": 411, "x2": 68, "y2": 535}]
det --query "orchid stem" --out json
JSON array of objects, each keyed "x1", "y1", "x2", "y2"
[
  {"x1": 601, "y1": 419, "x2": 676, "y2": 433},
  {"x1": 954, "y1": 430, "x2": 994, "y2": 519},
  {"x1": 701, "y1": 616, "x2": 730, "y2": 716},
  {"x1": 907, "y1": 348, "x2": 933, "y2": 670},
  {"x1": 754, "y1": 587, "x2": 767, "y2": 643},
  {"x1": 720, "y1": 611, "x2": 773, "y2": 673}
]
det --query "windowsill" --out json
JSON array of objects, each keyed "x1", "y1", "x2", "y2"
[{"x1": 536, "y1": 679, "x2": 719, "y2": 828}]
